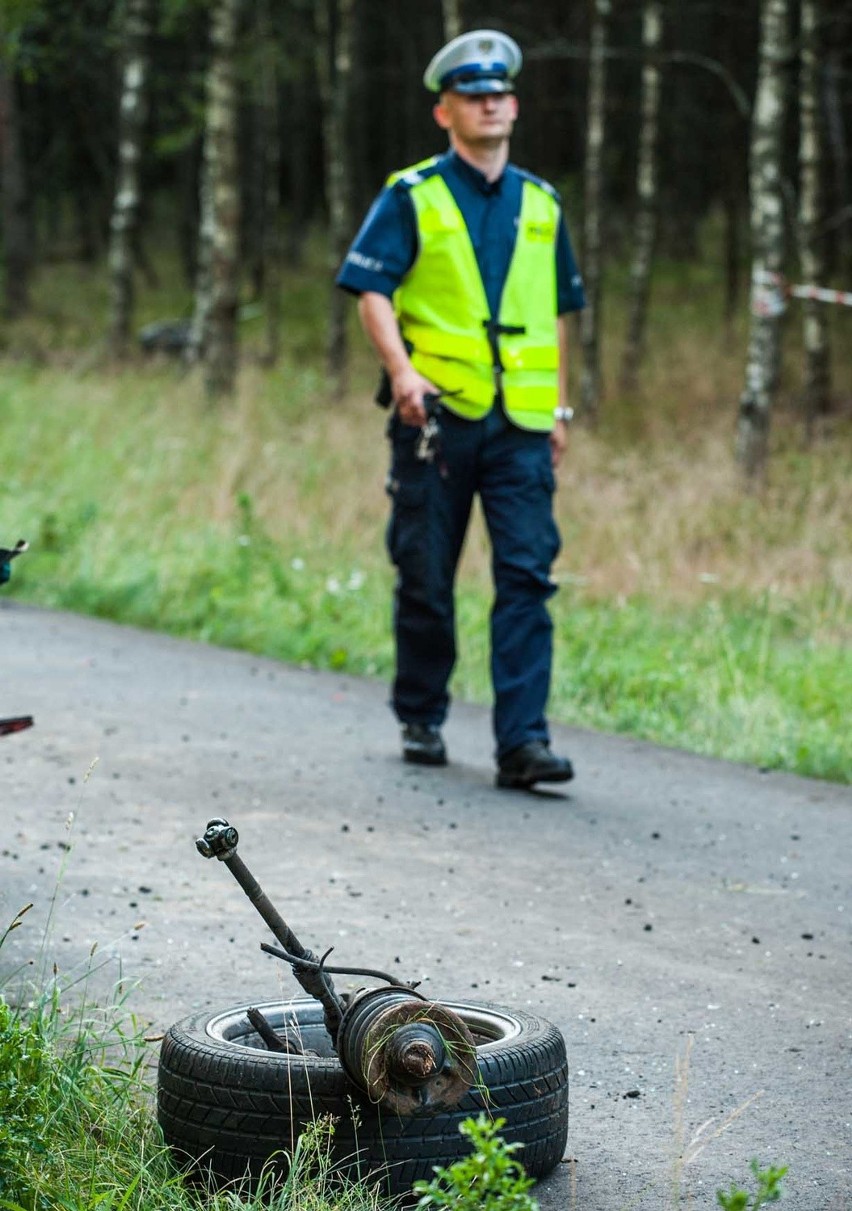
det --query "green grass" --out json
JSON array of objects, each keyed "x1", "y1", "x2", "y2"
[
  {"x1": 550, "y1": 591, "x2": 849, "y2": 780},
  {"x1": 0, "y1": 900, "x2": 790, "y2": 1211},
  {"x1": 0, "y1": 996, "x2": 391, "y2": 1211},
  {"x1": 0, "y1": 912, "x2": 392, "y2": 1211},
  {"x1": 0, "y1": 242, "x2": 850, "y2": 784}
]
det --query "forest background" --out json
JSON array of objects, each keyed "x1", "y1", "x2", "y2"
[{"x1": 0, "y1": 0, "x2": 850, "y2": 783}]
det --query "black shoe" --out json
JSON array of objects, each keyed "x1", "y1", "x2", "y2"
[
  {"x1": 402, "y1": 723, "x2": 447, "y2": 767},
  {"x1": 496, "y1": 740, "x2": 574, "y2": 789}
]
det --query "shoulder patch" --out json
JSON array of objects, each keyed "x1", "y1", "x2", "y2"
[
  {"x1": 516, "y1": 166, "x2": 560, "y2": 201},
  {"x1": 386, "y1": 156, "x2": 441, "y2": 190}
]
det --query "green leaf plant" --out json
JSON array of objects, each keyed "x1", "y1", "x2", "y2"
[
  {"x1": 412, "y1": 1114, "x2": 539, "y2": 1211},
  {"x1": 716, "y1": 1159, "x2": 788, "y2": 1210}
]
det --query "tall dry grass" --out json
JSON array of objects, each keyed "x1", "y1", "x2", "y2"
[
  {"x1": 159, "y1": 338, "x2": 852, "y2": 633},
  {"x1": 5, "y1": 233, "x2": 850, "y2": 627},
  {"x1": 1, "y1": 239, "x2": 849, "y2": 777}
]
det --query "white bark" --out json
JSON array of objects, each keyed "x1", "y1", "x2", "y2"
[
  {"x1": 256, "y1": 0, "x2": 283, "y2": 367},
  {"x1": 442, "y1": 0, "x2": 463, "y2": 41},
  {"x1": 736, "y1": 0, "x2": 791, "y2": 478},
  {"x1": 107, "y1": 0, "x2": 153, "y2": 353},
  {"x1": 188, "y1": 157, "x2": 214, "y2": 363},
  {"x1": 620, "y1": 0, "x2": 663, "y2": 392},
  {"x1": 195, "y1": 0, "x2": 241, "y2": 399},
  {"x1": 580, "y1": 0, "x2": 611, "y2": 418},
  {"x1": 315, "y1": 0, "x2": 355, "y2": 390},
  {"x1": 799, "y1": 0, "x2": 831, "y2": 428}
]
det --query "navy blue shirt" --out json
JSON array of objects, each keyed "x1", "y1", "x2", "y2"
[{"x1": 336, "y1": 150, "x2": 585, "y2": 317}]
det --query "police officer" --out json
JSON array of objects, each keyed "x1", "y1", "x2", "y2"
[{"x1": 336, "y1": 30, "x2": 585, "y2": 789}]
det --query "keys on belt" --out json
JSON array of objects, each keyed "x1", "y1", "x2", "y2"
[{"x1": 415, "y1": 392, "x2": 443, "y2": 465}]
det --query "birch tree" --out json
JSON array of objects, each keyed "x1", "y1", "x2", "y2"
[
  {"x1": 735, "y1": 0, "x2": 791, "y2": 478},
  {"x1": 281, "y1": 8, "x2": 314, "y2": 268},
  {"x1": 0, "y1": 58, "x2": 29, "y2": 319},
  {"x1": 619, "y1": 0, "x2": 663, "y2": 392},
  {"x1": 0, "y1": 13, "x2": 32, "y2": 318},
  {"x1": 442, "y1": 0, "x2": 463, "y2": 42},
  {"x1": 194, "y1": 0, "x2": 241, "y2": 400},
  {"x1": 579, "y1": 0, "x2": 611, "y2": 419},
  {"x1": 252, "y1": 0, "x2": 283, "y2": 366},
  {"x1": 107, "y1": 0, "x2": 153, "y2": 355},
  {"x1": 187, "y1": 155, "x2": 214, "y2": 363},
  {"x1": 315, "y1": 0, "x2": 355, "y2": 391},
  {"x1": 823, "y1": 47, "x2": 849, "y2": 275},
  {"x1": 799, "y1": 0, "x2": 831, "y2": 428}
]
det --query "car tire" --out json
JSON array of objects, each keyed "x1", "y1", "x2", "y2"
[{"x1": 157, "y1": 996, "x2": 568, "y2": 1195}]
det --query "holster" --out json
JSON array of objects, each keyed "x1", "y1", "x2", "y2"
[{"x1": 374, "y1": 339, "x2": 414, "y2": 408}]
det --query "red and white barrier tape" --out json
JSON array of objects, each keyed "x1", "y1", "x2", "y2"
[
  {"x1": 788, "y1": 283, "x2": 852, "y2": 307},
  {"x1": 752, "y1": 269, "x2": 852, "y2": 316}
]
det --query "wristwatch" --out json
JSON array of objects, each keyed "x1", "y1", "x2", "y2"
[{"x1": 554, "y1": 406, "x2": 574, "y2": 423}]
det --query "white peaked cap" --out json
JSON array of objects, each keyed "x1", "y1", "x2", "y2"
[{"x1": 423, "y1": 29, "x2": 523, "y2": 95}]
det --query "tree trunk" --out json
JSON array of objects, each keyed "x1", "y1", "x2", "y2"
[
  {"x1": 579, "y1": 0, "x2": 611, "y2": 418},
  {"x1": 244, "y1": 104, "x2": 266, "y2": 302},
  {"x1": 197, "y1": 0, "x2": 241, "y2": 400},
  {"x1": 75, "y1": 183, "x2": 103, "y2": 263},
  {"x1": 799, "y1": 0, "x2": 831, "y2": 431},
  {"x1": 177, "y1": 137, "x2": 202, "y2": 288},
  {"x1": 315, "y1": 0, "x2": 355, "y2": 393},
  {"x1": 442, "y1": 0, "x2": 463, "y2": 41},
  {"x1": 719, "y1": 12, "x2": 746, "y2": 329},
  {"x1": 284, "y1": 60, "x2": 313, "y2": 268},
  {"x1": 619, "y1": 0, "x2": 663, "y2": 393},
  {"x1": 735, "y1": 0, "x2": 791, "y2": 479},
  {"x1": 256, "y1": 0, "x2": 283, "y2": 366},
  {"x1": 723, "y1": 170, "x2": 743, "y2": 327},
  {"x1": 823, "y1": 48, "x2": 849, "y2": 276},
  {"x1": 188, "y1": 153, "x2": 214, "y2": 362},
  {"x1": 0, "y1": 51, "x2": 31, "y2": 318},
  {"x1": 107, "y1": 0, "x2": 153, "y2": 356}
]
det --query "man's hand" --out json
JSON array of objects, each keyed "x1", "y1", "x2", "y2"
[
  {"x1": 550, "y1": 418, "x2": 569, "y2": 468},
  {"x1": 392, "y1": 366, "x2": 438, "y2": 427},
  {"x1": 357, "y1": 292, "x2": 437, "y2": 427}
]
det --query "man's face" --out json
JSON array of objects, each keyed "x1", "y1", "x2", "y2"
[{"x1": 433, "y1": 90, "x2": 519, "y2": 147}]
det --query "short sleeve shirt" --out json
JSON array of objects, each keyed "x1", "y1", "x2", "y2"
[{"x1": 336, "y1": 150, "x2": 585, "y2": 318}]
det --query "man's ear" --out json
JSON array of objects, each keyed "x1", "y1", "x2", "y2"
[{"x1": 433, "y1": 99, "x2": 452, "y2": 131}]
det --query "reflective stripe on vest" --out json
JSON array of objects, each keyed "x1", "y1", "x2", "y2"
[{"x1": 391, "y1": 169, "x2": 560, "y2": 431}]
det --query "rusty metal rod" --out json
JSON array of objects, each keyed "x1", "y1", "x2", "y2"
[{"x1": 196, "y1": 819, "x2": 343, "y2": 1034}]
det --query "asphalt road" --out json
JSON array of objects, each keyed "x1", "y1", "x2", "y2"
[{"x1": 2, "y1": 601, "x2": 850, "y2": 1210}]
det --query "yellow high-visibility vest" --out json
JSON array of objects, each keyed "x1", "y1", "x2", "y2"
[{"x1": 388, "y1": 160, "x2": 560, "y2": 431}]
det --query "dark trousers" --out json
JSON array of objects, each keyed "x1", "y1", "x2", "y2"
[{"x1": 385, "y1": 403, "x2": 561, "y2": 759}]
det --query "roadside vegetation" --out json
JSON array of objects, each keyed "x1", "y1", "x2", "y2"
[
  {"x1": 0, "y1": 911, "x2": 390, "y2": 1211},
  {"x1": 0, "y1": 904, "x2": 787, "y2": 1211},
  {"x1": 0, "y1": 239, "x2": 849, "y2": 782}
]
